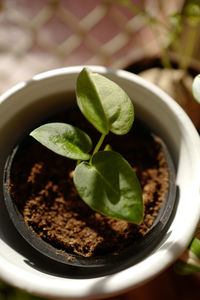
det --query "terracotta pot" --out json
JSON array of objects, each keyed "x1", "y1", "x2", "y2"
[{"x1": 0, "y1": 66, "x2": 200, "y2": 299}]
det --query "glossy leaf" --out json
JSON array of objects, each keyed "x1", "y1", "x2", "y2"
[
  {"x1": 74, "y1": 151, "x2": 143, "y2": 224},
  {"x1": 30, "y1": 123, "x2": 92, "y2": 160},
  {"x1": 192, "y1": 74, "x2": 200, "y2": 103},
  {"x1": 91, "y1": 70, "x2": 135, "y2": 135},
  {"x1": 76, "y1": 68, "x2": 134, "y2": 135},
  {"x1": 76, "y1": 68, "x2": 109, "y2": 135}
]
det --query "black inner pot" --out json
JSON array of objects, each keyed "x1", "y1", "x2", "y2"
[
  {"x1": 125, "y1": 56, "x2": 199, "y2": 77},
  {"x1": 3, "y1": 106, "x2": 177, "y2": 278}
]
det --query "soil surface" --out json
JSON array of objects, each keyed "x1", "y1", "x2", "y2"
[{"x1": 9, "y1": 108, "x2": 169, "y2": 258}]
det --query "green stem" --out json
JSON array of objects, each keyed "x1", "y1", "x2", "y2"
[
  {"x1": 180, "y1": 24, "x2": 198, "y2": 70},
  {"x1": 76, "y1": 160, "x2": 81, "y2": 166},
  {"x1": 160, "y1": 49, "x2": 172, "y2": 69},
  {"x1": 90, "y1": 133, "x2": 106, "y2": 163}
]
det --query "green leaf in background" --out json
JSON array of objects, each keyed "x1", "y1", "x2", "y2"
[
  {"x1": 30, "y1": 123, "x2": 92, "y2": 160},
  {"x1": 76, "y1": 68, "x2": 109, "y2": 135},
  {"x1": 0, "y1": 280, "x2": 45, "y2": 300},
  {"x1": 174, "y1": 238, "x2": 200, "y2": 275},
  {"x1": 192, "y1": 74, "x2": 200, "y2": 103},
  {"x1": 184, "y1": 1, "x2": 200, "y2": 26},
  {"x1": 190, "y1": 237, "x2": 200, "y2": 258},
  {"x1": 76, "y1": 68, "x2": 134, "y2": 135},
  {"x1": 174, "y1": 259, "x2": 200, "y2": 275},
  {"x1": 169, "y1": 13, "x2": 182, "y2": 33},
  {"x1": 74, "y1": 151, "x2": 143, "y2": 224}
]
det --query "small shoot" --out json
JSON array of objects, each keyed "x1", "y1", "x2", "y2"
[{"x1": 30, "y1": 68, "x2": 143, "y2": 224}]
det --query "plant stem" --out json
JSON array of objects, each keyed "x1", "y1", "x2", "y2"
[
  {"x1": 160, "y1": 49, "x2": 172, "y2": 68},
  {"x1": 76, "y1": 160, "x2": 81, "y2": 166},
  {"x1": 180, "y1": 24, "x2": 198, "y2": 70},
  {"x1": 90, "y1": 133, "x2": 106, "y2": 163}
]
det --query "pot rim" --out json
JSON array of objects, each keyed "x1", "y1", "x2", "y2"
[{"x1": 0, "y1": 65, "x2": 200, "y2": 299}]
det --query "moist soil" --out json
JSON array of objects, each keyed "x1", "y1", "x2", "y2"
[{"x1": 9, "y1": 108, "x2": 169, "y2": 258}]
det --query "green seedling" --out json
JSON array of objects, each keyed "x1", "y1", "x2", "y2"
[{"x1": 30, "y1": 68, "x2": 143, "y2": 224}]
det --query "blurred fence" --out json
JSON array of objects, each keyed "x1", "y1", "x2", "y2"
[{"x1": 0, "y1": 0, "x2": 183, "y2": 93}]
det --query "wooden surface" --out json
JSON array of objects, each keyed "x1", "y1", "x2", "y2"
[{"x1": 105, "y1": 267, "x2": 200, "y2": 300}]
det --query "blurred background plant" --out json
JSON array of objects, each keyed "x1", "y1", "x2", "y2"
[
  {"x1": 0, "y1": 0, "x2": 183, "y2": 94},
  {"x1": 113, "y1": 0, "x2": 200, "y2": 70},
  {"x1": 115, "y1": 0, "x2": 200, "y2": 127},
  {"x1": 1, "y1": 0, "x2": 199, "y2": 124},
  {"x1": 0, "y1": 281, "x2": 44, "y2": 300}
]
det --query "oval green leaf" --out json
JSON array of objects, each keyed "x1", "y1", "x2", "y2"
[
  {"x1": 192, "y1": 74, "x2": 200, "y2": 103},
  {"x1": 74, "y1": 151, "x2": 143, "y2": 224},
  {"x1": 76, "y1": 68, "x2": 134, "y2": 135},
  {"x1": 76, "y1": 68, "x2": 109, "y2": 135},
  {"x1": 30, "y1": 123, "x2": 92, "y2": 160},
  {"x1": 90, "y1": 70, "x2": 134, "y2": 135}
]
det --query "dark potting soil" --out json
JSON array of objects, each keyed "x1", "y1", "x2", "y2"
[{"x1": 9, "y1": 108, "x2": 169, "y2": 258}]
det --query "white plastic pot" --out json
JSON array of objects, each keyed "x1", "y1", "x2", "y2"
[{"x1": 0, "y1": 66, "x2": 200, "y2": 299}]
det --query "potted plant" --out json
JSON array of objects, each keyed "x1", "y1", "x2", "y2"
[
  {"x1": 0, "y1": 66, "x2": 200, "y2": 299},
  {"x1": 3, "y1": 67, "x2": 176, "y2": 271}
]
